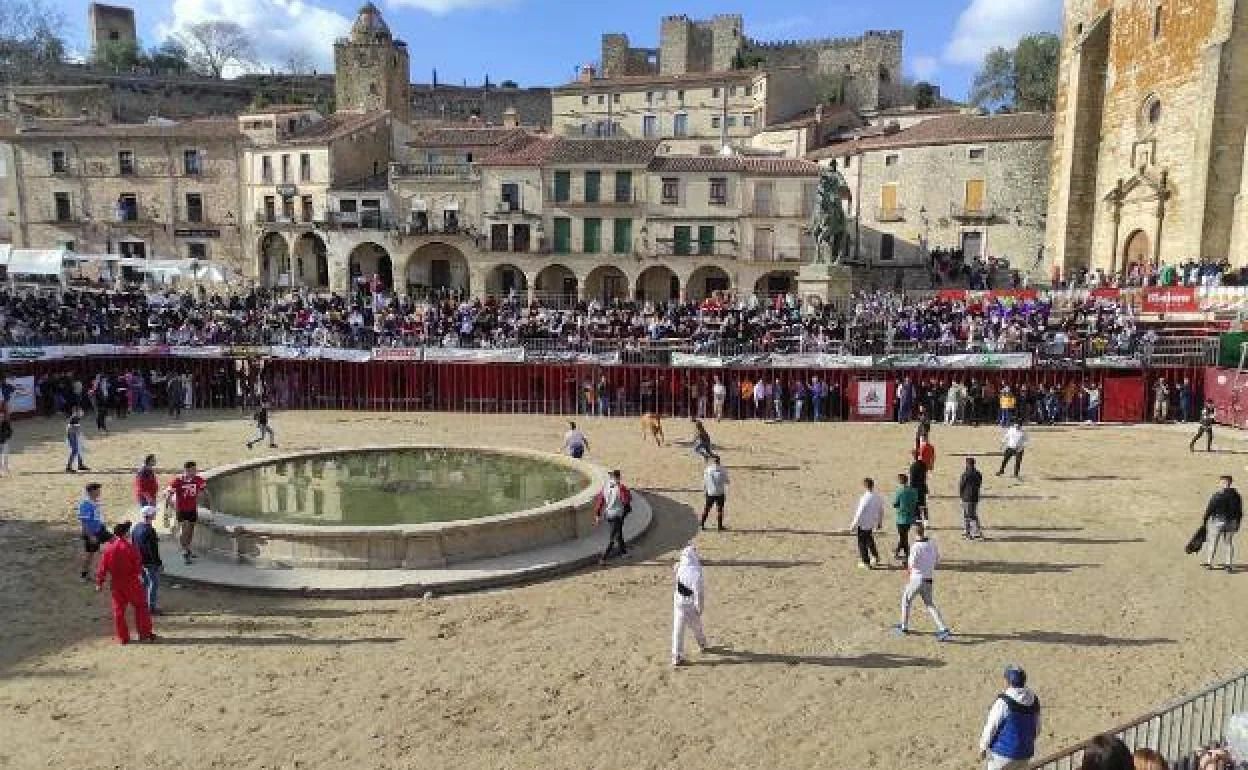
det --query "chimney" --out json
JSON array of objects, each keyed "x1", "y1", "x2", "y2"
[
  {"x1": 578, "y1": 64, "x2": 597, "y2": 83},
  {"x1": 502, "y1": 106, "x2": 518, "y2": 128}
]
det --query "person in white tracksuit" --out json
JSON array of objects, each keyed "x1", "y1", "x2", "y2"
[
  {"x1": 671, "y1": 544, "x2": 708, "y2": 666},
  {"x1": 894, "y1": 523, "x2": 953, "y2": 641}
]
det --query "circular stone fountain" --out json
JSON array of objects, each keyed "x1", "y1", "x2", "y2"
[{"x1": 168, "y1": 446, "x2": 651, "y2": 595}]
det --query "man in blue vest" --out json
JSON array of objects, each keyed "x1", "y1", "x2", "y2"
[{"x1": 978, "y1": 665, "x2": 1041, "y2": 769}]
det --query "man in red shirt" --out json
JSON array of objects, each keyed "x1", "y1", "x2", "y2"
[
  {"x1": 134, "y1": 453, "x2": 159, "y2": 506},
  {"x1": 96, "y1": 521, "x2": 155, "y2": 644},
  {"x1": 165, "y1": 460, "x2": 211, "y2": 565}
]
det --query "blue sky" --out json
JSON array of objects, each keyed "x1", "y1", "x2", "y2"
[{"x1": 55, "y1": 0, "x2": 1061, "y2": 100}]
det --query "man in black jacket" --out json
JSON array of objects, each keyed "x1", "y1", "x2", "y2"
[
  {"x1": 131, "y1": 506, "x2": 164, "y2": 613},
  {"x1": 959, "y1": 458, "x2": 984, "y2": 540},
  {"x1": 1203, "y1": 475, "x2": 1242, "y2": 572},
  {"x1": 1190, "y1": 401, "x2": 1217, "y2": 452},
  {"x1": 908, "y1": 449, "x2": 929, "y2": 524}
]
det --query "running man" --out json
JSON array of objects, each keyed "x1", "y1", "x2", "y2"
[
  {"x1": 246, "y1": 401, "x2": 277, "y2": 450},
  {"x1": 691, "y1": 419, "x2": 714, "y2": 460},
  {"x1": 997, "y1": 422, "x2": 1028, "y2": 478},
  {"x1": 563, "y1": 421, "x2": 589, "y2": 459},
  {"x1": 166, "y1": 461, "x2": 210, "y2": 565},
  {"x1": 1190, "y1": 400, "x2": 1217, "y2": 453},
  {"x1": 894, "y1": 522, "x2": 952, "y2": 641}
]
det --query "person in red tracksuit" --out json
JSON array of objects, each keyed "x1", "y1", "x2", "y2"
[{"x1": 96, "y1": 521, "x2": 156, "y2": 644}]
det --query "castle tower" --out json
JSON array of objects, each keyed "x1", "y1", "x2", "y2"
[{"x1": 334, "y1": 3, "x2": 411, "y2": 121}]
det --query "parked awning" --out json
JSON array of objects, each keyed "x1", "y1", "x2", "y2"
[{"x1": 5, "y1": 249, "x2": 67, "y2": 275}]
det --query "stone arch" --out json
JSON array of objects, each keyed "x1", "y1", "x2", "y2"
[
  {"x1": 754, "y1": 269, "x2": 798, "y2": 297},
  {"x1": 584, "y1": 265, "x2": 630, "y2": 304},
  {"x1": 347, "y1": 241, "x2": 393, "y2": 291},
  {"x1": 1123, "y1": 229, "x2": 1151, "y2": 265},
  {"x1": 406, "y1": 241, "x2": 470, "y2": 297},
  {"x1": 687, "y1": 264, "x2": 733, "y2": 302},
  {"x1": 636, "y1": 264, "x2": 679, "y2": 303},
  {"x1": 258, "y1": 231, "x2": 290, "y2": 288},
  {"x1": 484, "y1": 263, "x2": 529, "y2": 298},
  {"x1": 292, "y1": 232, "x2": 329, "y2": 289},
  {"x1": 535, "y1": 263, "x2": 577, "y2": 305}
]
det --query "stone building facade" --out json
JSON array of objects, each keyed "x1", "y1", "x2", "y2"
[
  {"x1": 0, "y1": 118, "x2": 247, "y2": 272},
  {"x1": 599, "y1": 14, "x2": 903, "y2": 111},
  {"x1": 814, "y1": 113, "x2": 1053, "y2": 270},
  {"x1": 1046, "y1": 0, "x2": 1248, "y2": 277},
  {"x1": 334, "y1": 2, "x2": 411, "y2": 123},
  {"x1": 88, "y1": 3, "x2": 137, "y2": 56}
]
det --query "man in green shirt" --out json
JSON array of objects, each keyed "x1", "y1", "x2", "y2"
[{"x1": 893, "y1": 472, "x2": 919, "y2": 561}]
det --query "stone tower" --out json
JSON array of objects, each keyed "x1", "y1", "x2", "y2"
[
  {"x1": 333, "y1": 3, "x2": 411, "y2": 121},
  {"x1": 88, "y1": 3, "x2": 137, "y2": 55}
]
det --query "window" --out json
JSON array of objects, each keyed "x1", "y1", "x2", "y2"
[
  {"x1": 301, "y1": 195, "x2": 314, "y2": 222},
  {"x1": 581, "y1": 95, "x2": 589, "y2": 106},
  {"x1": 263, "y1": 196, "x2": 276, "y2": 222},
  {"x1": 677, "y1": 90, "x2": 685, "y2": 102},
  {"x1": 54, "y1": 192, "x2": 72, "y2": 222},
  {"x1": 969, "y1": 148, "x2": 986, "y2": 160},
  {"x1": 491, "y1": 223, "x2": 509, "y2": 252},
  {"x1": 554, "y1": 171, "x2": 571, "y2": 203},
  {"x1": 728, "y1": 86, "x2": 737, "y2": 96},
  {"x1": 261, "y1": 156, "x2": 273, "y2": 183},
  {"x1": 185, "y1": 193, "x2": 204, "y2": 223},
  {"x1": 697, "y1": 225, "x2": 715, "y2": 256},
  {"x1": 613, "y1": 218, "x2": 632, "y2": 254},
  {"x1": 753, "y1": 227, "x2": 774, "y2": 260},
  {"x1": 501, "y1": 182, "x2": 520, "y2": 211},
  {"x1": 880, "y1": 233, "x2": 896, "y2": 261},
  {"x1": 280, "y1": 154, "x2": 290, "y2": 183},
  {"x1": 612, "y1": 93, "x2": 620, "y2": 104},
  {"x1": 594, "y1": 121, "x2": 610, "y2": 138},
  {"x1": 885, "y1": 154, "x2": 899, "y2": 166},
  {"x1": 584, "y1": 171, "x2": 601, "y2": 203},
  {"x1": 580, "y1": 123, "x2": 589, "y2": 136},
  {"x1": 880, "y1": 184, "x2": 899, "y2": 219},
  {"x1": 711, "y1": 116, "x2": 721, "y2": 129},
  {"x1": 659, "y1": 90, "x2": 668, "y2": 102},
  {"x1": 187, "y1": 242, "x2": 208, "y2": 260},
  {"x1": 118, "y1": 151, "x2": 135, "y2": 175},
  {"x1": 709, "y1": 177, "x2": 727, "y2": 205},
  {"x1": 1153, "y1": 5, "x2": 1163, "y2": 39},
  {"x1": 282, "y1": 196, "x2": 295, "y2": 221},
  {"x1": 300, "y1": 153, "x2": 311, "y2": 182},
  {"x1": 1148, "y1": 98, "x2": 1162, "y2": 125},
  {"x1": 743, "y1": 114, "x2": 753, "y2": 128},
  {"x1": 553, "y1": 217, "x2": 571, "y2": 254},
  {"x1": 661, "y1": 177, "x2": 679, "y2": 205},
  {"x1": 513, "y1": 224, "x2": 530, "y2": 252},
  {"x1": 673, "y1": 113, "x2": 689, "y2": 137},
  {"x1": 183, "y1": 149, "x2": 202, "y2": 175},
  {"x1": 645, "y1": 91, "x2": 654, "y2": 104},
  {"x1": 584, "y1": 218, "x2": 602, "y2": 253},
  {"x1": 643, "y1": 115, "x2": 659, "y2": 138},
  {"x1": 673, "y1": 225, "x2": 692, "y2": 256},
  {"x1": 844, "y1": 155, "x2": 852, "y2": 168},
  {"x1": 753, "y1": 181, "x2": 774, "y2": 216},
  {"x1": 712, "y1": 87, "x2": 721, "y2": 98},
  {"x1": 60, "y1": 240, "x2": 76, "y2": 252},
  {"x1": 117, "y1": 193, "x2": 138, "y2": 222},
  {"x1": 726, "y1": 115, "x2": 737, "y2": 128},
  {"x1": 964, "y1": 179, "x2": 986, "y2": 215},
  {"x1": 614, "y1": 171, "x2": 632, "y2": 203},
  {"x1": 597, "y1": 94, "x2": 605, "y2": 105},
  {"x1": 51, "y1": 150, "x2": 68, "y2": 173}
]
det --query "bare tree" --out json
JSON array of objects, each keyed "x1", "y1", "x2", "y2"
[
  {"x1": 175, "y1": 20, "x2": 256, "y2": 78},
  {"x1": 283, "y1": 51, "x2": 316, "y2": 76},
  {"x1": 0, "y1": 0, "x2": 66, "y2": 81}
]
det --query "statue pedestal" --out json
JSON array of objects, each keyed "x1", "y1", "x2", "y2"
[{"x1": 797, "y1": 263, "x2": 853, "y2": 303}]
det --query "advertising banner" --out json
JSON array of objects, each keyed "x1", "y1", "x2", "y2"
[
  {"x1": 1090, "y1": 288, "x2": 1122, "y2": 300},
  {"x1": 372, "y1": 347, "x2": 423, "y2": 362},
  {"x1": 4, "y1": 375, "x2": 36, "y2": 413},
  {"x1": 853, "y1": 379, "x2": 890, "y2": 420},
  {"x1": 1142, "y1": 286, "x2": 1198, "y2": 314}
]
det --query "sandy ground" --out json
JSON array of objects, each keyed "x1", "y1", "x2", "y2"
[{"x1": 0, "y1": 407, "x2": 1244, "y2": 770}]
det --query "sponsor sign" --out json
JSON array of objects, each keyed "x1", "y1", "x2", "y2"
[
  {"x1": 1141, "y1": 286, "x2": 1198, "y2": 313},
  {"x1": 4, "y1": 376, "x2": 36, "y2": 413},
  {"x1": 372, "y1": 347, "x2": 423, "y2": 362},
  {"x1": 1090, "y1": 288, "x2": 1122, "y2": 300},
  {"x1": 856, "y1": 380, "x2": 889, "y2": 418}
]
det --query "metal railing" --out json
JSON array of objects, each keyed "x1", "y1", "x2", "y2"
[
  {"x1": 389, "y1": 163, "x2": 480, "y2": 180},
  {"x1": 1030, "y1": 670, "x2": 1248, "y2": 770}
]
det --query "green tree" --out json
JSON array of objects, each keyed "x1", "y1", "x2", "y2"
[
  {"x1": 95, "y1": 39, "x2": 142, "y2": 71},
  {"x1": 148, "y1": 40, "x2": 189, "y2": 75},
  {"x1": 970, "y1": 33, "x2": 1059, "y2": 113}
]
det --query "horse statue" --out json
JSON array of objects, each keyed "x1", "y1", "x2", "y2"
[{"x1": 809, "y1": 162, "x2": 851, "y2": 265}]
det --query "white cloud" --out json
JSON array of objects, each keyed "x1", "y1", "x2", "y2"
[
  {"x1": 910, "y1": 55, "x2": 940, "y2": 81},
  {"x1": 384, "y1": 0, "x2": 513, "y2": 13},
  {"x1": 943, "y1": 0, "x2": 1061, "y2": 65},
  {"x1": 158, "y1": 0, "x2": 352, "y2": 75}
]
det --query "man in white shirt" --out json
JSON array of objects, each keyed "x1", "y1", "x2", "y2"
[
  {"x1": 711, "y1": 377, "x2": 727, "y2": 422},
  {"x1": 894, "y1": 523, "x2": 952, "y2": 641},
  {"x1": 997, "y1": 422, "x2": 1028, "y2": 478},
  {"x1": 849, "y1": 477, "x2": 884, "y2": 569},
  {"x1": 563, "y1": 421, "x2": 589, "y2": 459},
  {"x1": 701, "y1": 456, "x2": 729, "y2": 531}
]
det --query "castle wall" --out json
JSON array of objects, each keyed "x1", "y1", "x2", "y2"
[{"x1": 743, "y1": 31, "x2": 903, "y2": 111}]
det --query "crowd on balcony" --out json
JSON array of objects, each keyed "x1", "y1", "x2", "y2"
[
  {"x1": 1056, "y1": 258, "x2": 1243, "y2": 289},
  {"x1": 0, "y1": 284, "x2": 1146, "y2": 359}
]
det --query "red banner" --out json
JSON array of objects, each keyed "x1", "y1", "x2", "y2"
[
  {"x1": 936, "y1": 290, "x2": 968, "y2": 301},
  {"x1": 1142, "y1": 287, "x2": 1198, "y2": 313},
  {"x1": 1090, "y1": 288, "x2": 1122, "y2": 300},
  {"x1": 988, "y1": 289, "x2": 1039, "y2": 302}
]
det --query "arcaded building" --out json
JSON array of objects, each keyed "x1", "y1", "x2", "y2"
[{"x1": 1046, "y1": 0, "x2": 1248, "y2": 277}]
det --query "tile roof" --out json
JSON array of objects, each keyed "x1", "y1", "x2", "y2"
[
  {"x1": 281, "y1": 111, "x2": 390, "y2": 146},
  {"x1": 546, "y1": 139, "x2": 661, "y2": 165},
  {"x1": 647, "y1": 155, "x2": 820, "y2": 176},
  {"x1": 407, "y1": 127, "x2": 527, "y2": 148},
  {"x1": 1, "y1": 117, "x2": 243, "y2": 141},
  {"x1": 806, "y1": 112, "x2": 1054, "y2": 159},
  {"x1": 479, "y1": 134, "x2": 557, "y2": 166},
  {"x1": 763, "y1": 104, "x2": 858, "y2": 131}
]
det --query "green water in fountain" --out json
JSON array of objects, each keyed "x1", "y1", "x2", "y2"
[{"x1": 208, "y1": 449, "x2": 591, "y2": 526}]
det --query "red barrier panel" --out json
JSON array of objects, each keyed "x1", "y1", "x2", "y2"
[{"x1": 1102, "y1": 374, "x2": 1146, "y2": 422}]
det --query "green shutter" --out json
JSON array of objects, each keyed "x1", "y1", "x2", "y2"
[
  {"x1": 554, "y1": 172, "x2": 570, "y2": 203},
  {"x1": 584, "y1": 218, "x2": 601, "y2": 253},
  {"x1": 553, "y1": 217, "x2": 571, "y2": 254},
  {"x1": 584, "y1": 171, "x2": 600, "y2": 203},
  {"x1": 613, "y1": 218, "x2": 632, "y2": 254},
  {"x1": 674, "y1": 226, "x2": 692, "y2": 256},
  {"x1": 615, "y1": 171, "x2": 632, "y2": 203},
  {"x1": 698, "y1": 225, "x2": 715, "y2": 255}
]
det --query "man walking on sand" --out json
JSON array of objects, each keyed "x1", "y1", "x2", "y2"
[
  {"x1": 563, "y1": 421, "x2": 590, "y2": 459},
  {"x1": 671, "y1": 543, "x2": 708, "y2": 667},
  {"x1": 95, "y1": 521, "x2": 156, "y2": 644},
  {"x1": 593, "y1": 469, "x2": 631, "y2": 564},
  {"x1": 894, "y1": 522, "x2": 952, "y2": 642},
  {"x1": 979, "y1": 666, "x2": 1041, "y2": 770},
  {"x1": 997, "y1": 422, "x2": 1028, "y2": 478},
  {"x1": 909, "y1": 449, "x2": 930, "y2": 524},
  {"x1": 65, "y1": 407, "x2": 88, "y2": 473},
  {"x1": 134, "y1": 454, "x2": 159, "y2": 507},
  {"x1": 701, "y1": 455, "x2": 729, "y2": 531},
  {"x1": 893, "y1": 473, "x2": 919, "y2": 561},
  {"x1": 849, "y1": 477, "x2": 884, "y2": 569},
  {"x1": 1190, "y1": 400, "x2": 1217, "y2": 453},
  {"x1": 1202, "y1": 475, "x2": 1242, "y2": 573},
  {"x1": 131, "y1": 505, "x2": 163, "y2": 614},
  {"x1": 77, "y1": 482, "x2": 110, "y2": 581},
  {"x1": 166, "y1": 461, "x2": 210, "y2": 565},
  {"x1": 245, "y1": 401, "x2": 277, "y2": 450},
  {"x1": 960, "y1": 458, "x2": 985, "y2": 540}
]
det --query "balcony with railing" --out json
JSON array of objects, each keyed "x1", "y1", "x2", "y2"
[
  {"x1": 950, "y1": 203, "x2": 997, "y2": 221},
  {"x1": 546, "y1": 189, "x2": 640, "y2": 208},
  {"x1": 652, "y1": 238, "x2": 738, "y2": 259},
  {"x1": 389, "y1": 162, "x2": 480, "y2": 181},
  {"x1": 875, "y1": 206, "x2": 905, "y2": 222}
]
